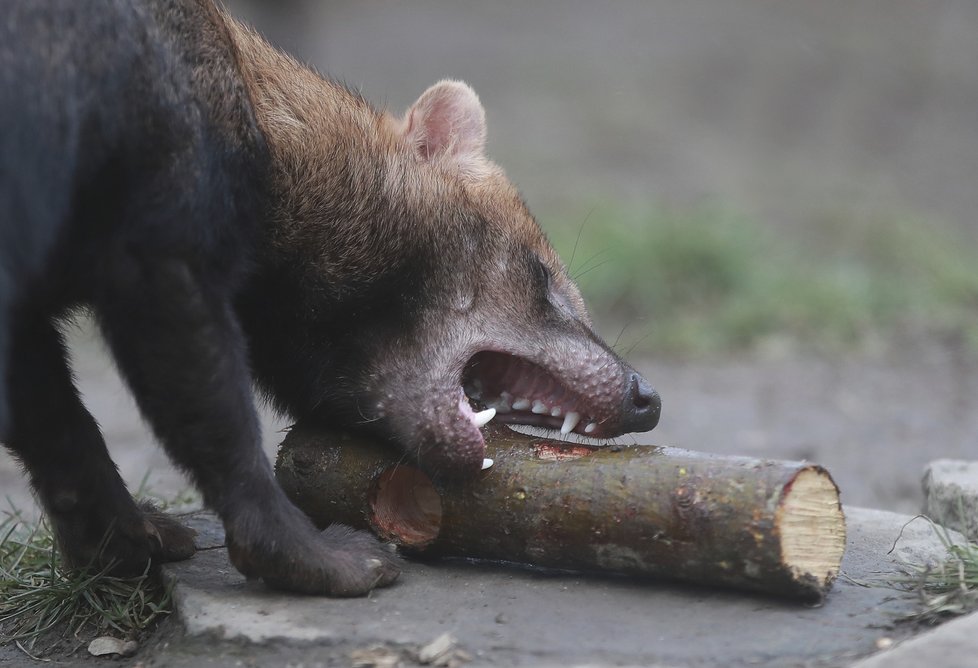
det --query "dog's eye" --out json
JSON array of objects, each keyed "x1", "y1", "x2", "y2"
[{"x1": 530, "y1": 256, "x2": 551, "y2": 293}]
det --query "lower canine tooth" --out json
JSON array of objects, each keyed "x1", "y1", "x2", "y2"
[
  {"x1": 531, "y1": 400, "x2": 548, "y2": 414},
  {"x1": 473, "y1": 407, "x2": 496, "y2": 428},
  {"x1": 561, "y1": 411, "x2": 581, "y2": 435},
  {"x1": 481, "y1": 458, "x2": 494, "y2": 470}
]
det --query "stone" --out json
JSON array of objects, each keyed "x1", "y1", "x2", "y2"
[
  {"x1": 87, "y1": 636, "x2": 138, "y2": 658},
  {"x1": 922, "y1": 459, "x2": 978, "y2": 541}
]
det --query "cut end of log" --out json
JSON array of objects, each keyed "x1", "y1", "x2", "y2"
[
  {"x1": 777, "y1": 468, "x2": 847, "y2": 587},
  {"x1": 370, "y1": 466, "x2": 442, "y2": 547}
]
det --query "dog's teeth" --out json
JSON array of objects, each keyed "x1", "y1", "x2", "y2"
[
  {"x1": 561, "y1": 411, "x2": 581, "y2": 435},
  {"x1": 473, "y1": 407, "x2": 496, "y2": 428},
  {"x1": 584, "y1": 422, "x2": 597, "y2": 434},
  {"x1": 531, "y1": 400, "x2": 548, "y2": 414},
  {"x1": 550, "y1": 406, "x2": 562, "y2": 417},
  {"x1": 494, "y1": 392, "x2": 512, "y2": 412},
  {"x1": 512, "y1": 398, "x2": 531, "y2": 411},
  {"x1": 481, "y1": 458, "x2": 494, "y2": 470}
]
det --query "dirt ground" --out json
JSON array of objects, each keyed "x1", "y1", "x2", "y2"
[{"x1": 644, "y1": 340, "x2": 978, "y2": 513}]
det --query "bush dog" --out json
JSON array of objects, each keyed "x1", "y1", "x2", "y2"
[{"x1": 0, "y1": 0, "x2": 660, "y2": 595}]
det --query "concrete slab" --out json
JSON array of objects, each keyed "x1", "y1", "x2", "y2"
[
  {"x1": 850, "y1": 612, "x2": 978, "y2": 668},
  {"x1": 922, "y1": 459, "x2": 978, "y2": 541},
  {"x1": 162, "y1": 507, "x2": 969, "y2": 667}
]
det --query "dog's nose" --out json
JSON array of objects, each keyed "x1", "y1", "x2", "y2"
[{"x1": 620, "y1": 372, "x2": 661, "y2": 432}]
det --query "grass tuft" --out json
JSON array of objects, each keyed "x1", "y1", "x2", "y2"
[
  {"x1": 895, "y1": 519, "x2": 978, "y2": 624},
  {"x1": 0, "y1": 506, "x2": 173, "y2": 656}
]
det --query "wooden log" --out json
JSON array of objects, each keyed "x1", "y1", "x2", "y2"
[{"x1": 275, "y1": 424, "x2": 846, "y2": 600}]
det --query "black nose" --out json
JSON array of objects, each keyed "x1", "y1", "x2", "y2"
[{"x1": 621, "y1": 372, "x2": 661, "y2": 432}]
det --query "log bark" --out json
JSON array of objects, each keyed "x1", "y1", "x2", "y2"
[{"x1": 275, "y1": 424, "x2": 846, "y2": 600}]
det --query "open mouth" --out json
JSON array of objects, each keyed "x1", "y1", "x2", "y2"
[{"x1": 460, "y1": 351, "x2": 608, "y2": 439}]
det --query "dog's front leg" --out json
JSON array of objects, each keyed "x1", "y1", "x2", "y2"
[
  {"x1": 95, "y1": 253, "x2": 400, "y2": 596},
  {"x1": 3, "y1": 312, "x2": 195, "y2": 572}
]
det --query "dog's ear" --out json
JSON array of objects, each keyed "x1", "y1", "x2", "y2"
[{"x1": 400, "y1": 80, "x2": 487, "y2": 176}]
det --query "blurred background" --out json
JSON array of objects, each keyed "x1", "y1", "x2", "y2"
[
  {"x1": 237, "y1": 0, "x2": 978, "y2": 356},
  {"x1": 3, "y1": 1, "x2": 976, "y2": 518}
]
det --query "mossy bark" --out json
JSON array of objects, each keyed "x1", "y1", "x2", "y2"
[{"x1": 276, "y1": 424, "x2": 845, "y2": 600}]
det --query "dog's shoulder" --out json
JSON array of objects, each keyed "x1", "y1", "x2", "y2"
[{"x1": 0, "y1": 0, "x2": 269, "y2": 300}]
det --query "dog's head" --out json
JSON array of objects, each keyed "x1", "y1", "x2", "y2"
[{"x1": 243, "y1": 80, "x2": 660, "y2": 476}]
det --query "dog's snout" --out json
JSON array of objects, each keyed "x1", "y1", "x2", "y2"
[{"x1": 622, "y1": 372, "x2": 661, "y2": 432}]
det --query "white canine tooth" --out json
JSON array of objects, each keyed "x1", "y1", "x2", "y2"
[
  {"x1": 472, "y1": 407, "x2": 496, "y2": 428},
  {"x1": 531, "y1": 400, "x2": 548, "y2": 414},
  {"x1": 481, "y1": 458, "x2": 494, "y2": 470},
  {"x1": 584, "y1": 422, "x2": 597, "y2": 434},
  {"x1": 561, "y1": 411, "x2": 581, "y2": 435},
  {"x1": 550, "y1": 406, "x2": 562, "y2": 417},
  {"x1": 512, "y1": 398, "x2": 531, "y2": 411}
]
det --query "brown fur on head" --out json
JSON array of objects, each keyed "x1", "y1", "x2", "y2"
[{"x1": 228, "y1": 20, "x2": 659, "y2": 476}]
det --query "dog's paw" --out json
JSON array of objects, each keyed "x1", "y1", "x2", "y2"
[
  {"x1": 226, "y1": 515, "x2": 401, "y2": 597},
  {"x1": 139, "y1": 502, "x2": 197, "y2": 563},
  {"x1": 53, "y1": 502, "x2": 196, "y2": 575}
]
